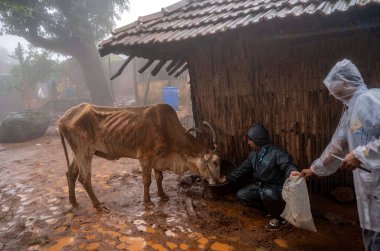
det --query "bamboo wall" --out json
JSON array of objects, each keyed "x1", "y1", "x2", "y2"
[{"x1": 187, "y1": 31, "x2": 380, "y2": 195}]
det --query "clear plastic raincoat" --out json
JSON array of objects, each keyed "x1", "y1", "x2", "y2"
[{"x1": 311, "y1": 59, "x2": 380, "y2": 232}]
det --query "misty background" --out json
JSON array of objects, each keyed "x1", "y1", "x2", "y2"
[{"x1": 0, "y1": 0, "x2": 191, "y2": 121}]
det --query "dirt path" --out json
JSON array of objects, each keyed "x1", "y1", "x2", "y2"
[{"x1": 0, "y1": 126, "x2": 364, "y2": 251}]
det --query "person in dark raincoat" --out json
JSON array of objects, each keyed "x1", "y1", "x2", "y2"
[{"x1": 227, "y1": 123, "x2": 299, "y2": 230}]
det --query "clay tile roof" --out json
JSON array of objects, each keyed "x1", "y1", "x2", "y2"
[{"x1": 99, "y1": 0, "x2": 380, "y2": 56}]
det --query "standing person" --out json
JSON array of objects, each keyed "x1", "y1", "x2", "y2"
[
  {"x1": 300, "y1": 59, "x2": 380, "y2": 251},
  {"x1": 227, "y1": 123, "x2": 299, "y2": 231}
]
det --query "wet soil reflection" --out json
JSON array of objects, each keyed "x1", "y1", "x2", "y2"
[{"x1": 0, "y1": 134, "x2": 364, "y2": 251}]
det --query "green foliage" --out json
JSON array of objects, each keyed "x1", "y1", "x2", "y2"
[
  {"x1": 4, "y1": 45, "x2": 59, "y2": 93},
  {"x1": 0, "y1": 0, "x2": 129, "y2": 44},
  {"x1": 0, "y1": 0, "x2": 130, "y2": 105}
]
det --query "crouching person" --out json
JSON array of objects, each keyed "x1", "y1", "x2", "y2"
[{"x1": 227, "y1": 123, "x2": 299, "y2": 230}]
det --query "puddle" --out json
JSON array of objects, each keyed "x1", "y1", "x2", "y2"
[
  {"x1": 274, "y1": 239, "x2": 288, "y2": 249},
  {"x1": 198, "y1": 237, "x2": 208, "y2": 248},
  {"x1": 119, "y1": 236, "x2": 146, "y2": 250},
  {"x1": 179, "y1": 243, "x2": 189, "y2": 250},
  {"x1": 149, "y1": 242, "x2": 168, "y2": 251},
  {"x1": 166, "y1": 241, "x2": 177, "y2": 250},
  {"x1": 210, "y1": 241, "x2": 234, "y2": 251},
  {"x1": 85, "y1": 242, "x2": 100, "y2": 250},
  {"x1": 94, "y1": 225, "x2": 122, "y2": 238},
  {"x1": 0, "y1": 135, "x2": 365, "y2": 251},
  {"x1": 42, "y1": 237, "x2": 74, "y2": 251},
  {"x1": 86, "y1": 234, "x2": 96, "y2": 240},
  {"x1": 146, "y1": 227, "x2": 156, "y2": 233}
]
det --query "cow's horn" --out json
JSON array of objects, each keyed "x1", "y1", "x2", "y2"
[{"x1": 202, "y1": 121, "x2": 217, "y2": 152}]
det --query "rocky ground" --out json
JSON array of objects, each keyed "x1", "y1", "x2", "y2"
[{"x1": 0, "y1": 123, "x2": 364, "y2": 251}]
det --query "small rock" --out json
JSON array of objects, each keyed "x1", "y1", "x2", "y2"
[
  {"x1": 179, "y1": 172, "x2": 199, "y2": 186},
  {"x1": 323, "y1": 212, "x2": 356, "y2": 225},
  {"x1": 331, "y1": 186, "x2": 355, "y2": 203},
  {"x1": 27, "y1": 244, "x2": 41, "y2": 251},
  {"x1": 223, "y1": 193, "x2": 237, "y2": 202},
  {"x1": 131, "y1": 167, "x2": 141, "y2": 174}
]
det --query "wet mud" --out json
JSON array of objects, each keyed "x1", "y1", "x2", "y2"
[{"x1": 0, "y1": 126, "x2": 364, "y2": 251}]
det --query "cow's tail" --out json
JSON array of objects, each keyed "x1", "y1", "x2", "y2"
[{"x1": 59, "y1": 130, "x2": 70, "y2": 169}]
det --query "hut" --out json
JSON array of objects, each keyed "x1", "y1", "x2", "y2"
[{"x1": 99, "y1": 0, "x2": 380, "y2": 195}]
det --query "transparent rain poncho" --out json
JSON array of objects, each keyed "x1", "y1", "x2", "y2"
[{"x1": 310, "y1": 59, "x2": 380, "y2": 232}]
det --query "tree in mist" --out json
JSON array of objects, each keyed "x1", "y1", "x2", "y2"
[
  {"x1": 0, "y1": 0, "x2": 129, "y2": 105},
  {"x1": 5, "y1": 44, "x2": 59, "y2": 93}
]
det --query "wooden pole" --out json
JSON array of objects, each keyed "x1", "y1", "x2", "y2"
[
  {"x1": 133, "y1": 58, "x2": 140, "y2": 106},
  {"x1": 108, "y1": 54, "x2": 115, "y2": 101}
]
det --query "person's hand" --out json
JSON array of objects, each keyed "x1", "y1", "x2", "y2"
[
  {"x1": 341, "y1": 152, "x2": 361, "y2": 171},
  {"x1": 300, "y1": 168, "x2": 314, "y2": 181},
  {"x1": 289, "y1": 171, "x2": 300, "y2": 178}
]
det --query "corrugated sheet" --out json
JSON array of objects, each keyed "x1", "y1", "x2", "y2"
[{"x1": 99, "y1": 0, "x2": 380, "y2": 51}]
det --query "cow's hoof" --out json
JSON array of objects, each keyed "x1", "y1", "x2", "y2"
[
  {"x1": 95, "y1": 203, "x2": 110, "y2": 213},
  {"x1": 144, "y1": 200, "x2": 155, "y2": 208},
  {"x1": 71, "y1": 202, "x2": 79, "y2": 210},
  {"x1": 159, "y1": 194, "x2": 169, "y2": 201}
]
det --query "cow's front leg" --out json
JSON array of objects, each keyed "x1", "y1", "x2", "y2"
[
  {"x1": 154, "y1": 170, "x2": 168, "y2": 201},
  {"x1": 142, "y1": 165, "x2": 153, "y2": 204}
]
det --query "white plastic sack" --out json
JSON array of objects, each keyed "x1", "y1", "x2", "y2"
[{"x1": 281, "y1": 176, "x2": 317, "y2": 232}]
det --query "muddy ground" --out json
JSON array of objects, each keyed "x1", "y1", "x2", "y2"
[{"x1": 0, "y1": 124, "x2": 364, "y2": 251}]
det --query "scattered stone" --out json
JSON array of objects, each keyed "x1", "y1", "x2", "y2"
[
  {"x1": 27, "y1": 244, "x2": 41, "y2": 251},
  {"x1": 179, "y1": 172, "x2": 200, "y2": 186},
  {"x1": 25, "y1": 217, "x2": 37, "y2": 227},
  {"x1": 223, "y1": 193, "x2": 237, "y2": 202},
  {"x1": 323, "y1": 212, "x2": 357, "y2": 226},
  {"x1": 131, "y1": 167, "x2": 142, "y2": 175},
  {"x1": 331, "y1": 186, "x2": 355, "y2": 204},
  {"x1": 185, "y1": 198, "x2": 197, "y2": 219}
]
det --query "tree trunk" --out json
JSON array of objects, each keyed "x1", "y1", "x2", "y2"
[{"x1": 74, "y1": 42, "x2": 113, "y2": 106}]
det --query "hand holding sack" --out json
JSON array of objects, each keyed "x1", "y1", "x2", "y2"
[{"x1": 281, "y1": 175, "x2": 317, "y2": 232}]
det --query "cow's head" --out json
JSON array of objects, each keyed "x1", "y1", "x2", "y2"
[
  {"x1": 198, "y1": 152, "x2": 224, "y2": 185},
  {"x1": 189, "y1": 121, "x2": 226, "y2": 184}
]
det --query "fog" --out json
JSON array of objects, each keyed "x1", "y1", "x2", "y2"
[{"x1": 0, "y1": 0, "x2": 179, "y2": 53}]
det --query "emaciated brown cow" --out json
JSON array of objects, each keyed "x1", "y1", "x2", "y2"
[{"x1": 58, "y1": 103, "x2": 223, "y2": 211}]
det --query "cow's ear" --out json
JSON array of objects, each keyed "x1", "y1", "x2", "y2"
[{"x1": 203, "y1": 154, "x2": 211, "y2": 161}]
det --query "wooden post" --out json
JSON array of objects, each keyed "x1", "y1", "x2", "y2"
[
  {"x1": 108, "y1": 54, "x2": 115, "y2": 101},
  {"x1": 133, "y1": 58, "x2": 140, "y2": 106}
]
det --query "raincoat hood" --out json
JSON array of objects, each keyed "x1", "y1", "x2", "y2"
[
  {"x1": 247, "y1": 124, "x2": 270, "y2": 146},
  {"x1": 323, "y1": 59, "x2": 368, "y2": 105}
]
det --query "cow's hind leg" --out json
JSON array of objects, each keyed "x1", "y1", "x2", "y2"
[
  {"x1": 77, "y1": 155, "x2": 107, "y2": 212},
  {"x1": 154, "y1": 170, "x2": 168, "y2": 201},
  {"x1": 142, "y1": 164, "x2": 153, "y2": 204},
  {"x1": 78, "y1": 173, "x2": 107, "y2": 212},
  {"x1": 66, "y1": 159, "x2": 79, "y2": 208}
]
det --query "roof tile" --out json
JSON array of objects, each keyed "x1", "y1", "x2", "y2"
[{"x1": 100, "y1": 0, "x2": 379, "y2": 53}]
